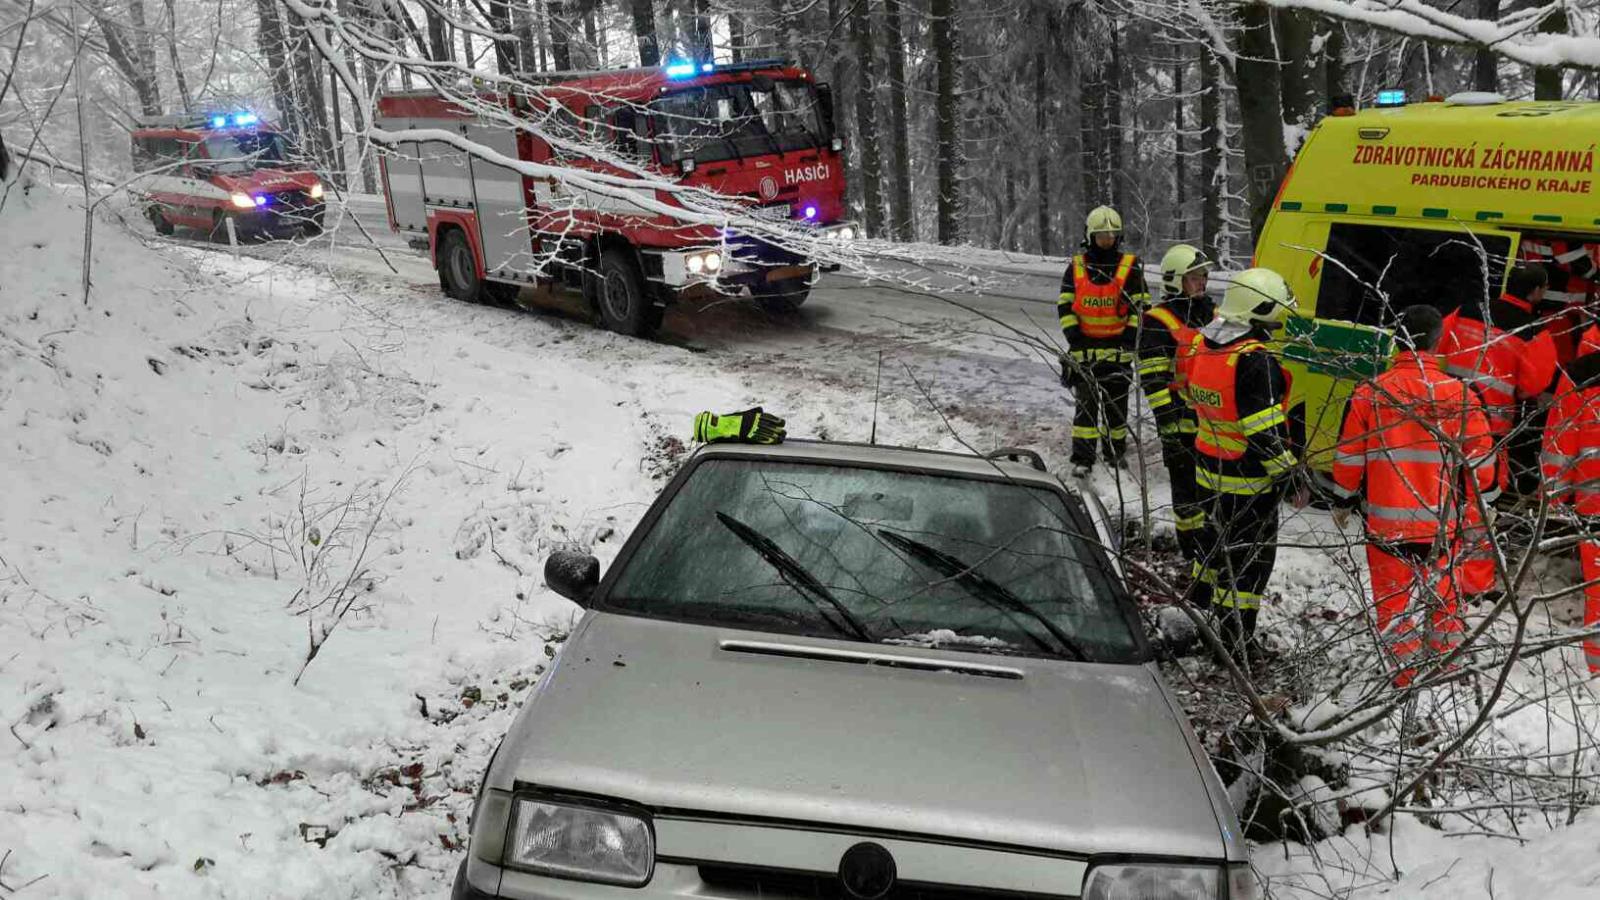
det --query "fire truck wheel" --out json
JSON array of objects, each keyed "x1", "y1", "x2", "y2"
[
  {"x1": 148, "y1": 207, "x2": 174, "y2": 236},
  {"x1": 597, "y1": 249, "x2": 657, "y2": 337},
  {"x1": 753, "y1": 278, "x2": 811, "y2": 313},
  {"x1": 439, "y1": 228, "x2": 484, "y2": 303}
]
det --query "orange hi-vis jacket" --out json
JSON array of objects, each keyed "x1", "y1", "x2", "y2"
[
  {"x1": 1543, "y1": 326, "x2": 1600, "y2": 517},
  {"x1": 1438, "y1": 296, "x2": 1557, "y2": 436},
  {"x1": 1332, "y1": 353, "x2": 1496, "y2": 543},
  {"x1": 1181, "y1": 333, "x2": 1297, "y2": 495},
  {"x1": 1070, "y1": 253, "x2": 1137, "y2": 340}
]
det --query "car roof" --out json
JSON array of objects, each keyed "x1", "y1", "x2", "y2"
[{"x1": 689, "y1": 440, "x2": 1066, "y2": 489}]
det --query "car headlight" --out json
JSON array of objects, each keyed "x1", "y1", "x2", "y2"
[
  {"x1": 1083, "y1": 863, "x2": 1249, "y2": 900},
  {"x1": 505, "y1": 798, "x2": 654, "y2": 886},
  {"x1": 687, "y1": 254, "x2": 705, "y2": 274},
  {"x1": 308, "y1": 182, "x2": 324, "y2": 199},
  {"x1": 703, "y1": 251, "x2": 721, "y2": 272},
  {"x1": 230, "y1": 193, "x2": 256, "y2": 209}
]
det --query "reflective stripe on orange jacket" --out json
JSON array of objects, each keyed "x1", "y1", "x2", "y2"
[
  {"x1": 1181, "y1": 334, "x2": 1296, "y2": 494},
  {"x1": 1438, "y1": 298, "x2": 1557, "y2": 436},
  {"x1": 1543, "y1": 326, "x2": 1600, "y2": 516},
  {"x1": 1071, "y1": 253, "x2": 1136, "y2": 340},
  {"x1": 1332, "y1": 354, "x2": 1495, "y2": 542}
]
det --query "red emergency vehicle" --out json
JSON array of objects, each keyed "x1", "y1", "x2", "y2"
[
  {"x1": 375, "y1": 58, "x2": 854, "y2": 336},
  {"x1": 131, "y1": 112, "x2": 327, "y2": 239}
]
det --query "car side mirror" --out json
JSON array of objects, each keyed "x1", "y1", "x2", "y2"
[
  {"x1": 544, "y1": 550, "x2": 600, "y2": 606},
  {"x1": 815, "y1": 82, "x2": 837, "y2": 141}
]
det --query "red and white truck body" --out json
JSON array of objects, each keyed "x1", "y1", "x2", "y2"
[{"x1": 374, "y1": 58, "x2": 853, "y2": 334}]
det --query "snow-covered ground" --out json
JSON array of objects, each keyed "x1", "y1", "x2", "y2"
[{"x1": 4, "y1": 182, "x2": 1600, "y2": 898}]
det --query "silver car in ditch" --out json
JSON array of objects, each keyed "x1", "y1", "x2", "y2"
[{"x1": 453, "y1": 441, "x2": 1252, "y2": 900}]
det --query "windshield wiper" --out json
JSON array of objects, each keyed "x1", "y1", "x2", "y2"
[
  {"x1": 716, "y1": 512, "x2": 872, "y2": 642},
  {"x1": 877, "y1": 529, "x2": 1088, "y2": 662}
]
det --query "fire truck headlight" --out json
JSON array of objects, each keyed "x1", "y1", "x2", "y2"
[
  {"x1": 687, "y1": 254, "x2": 705, "y2": 274},
  {"x1": 308, "y1": 182, "x2": 324, "y2": 200},
  {"x1": 703, "y1": 252, "x2": 721, "y2": 273},
  {"x1": 231, "y1": 193, "x2": 256, "y2": 210},
  {"x1": 831, "y1": 225, "x2": 856, "y2": 242}
]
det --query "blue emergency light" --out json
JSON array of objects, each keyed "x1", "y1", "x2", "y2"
[
  {"x1": 665, "y1": 61, "x2": 696, "y2": 78},
  {"x1": 701, "y1": 62, "x2": 715, "y2": 73},
  {"x1": 210, "y1": 115, "x2": 227, "y2": 128},
  {"x1": 236, "y1": 112, "x2": 259, "y2": 126},
  {"x1": 206, "y1": 111, "x2": 260, "y2": 129},
  {"x1": 803, "y1": 205, "x2": 818, "y2": 220},
  {"x1": 1376, "y1": 89, "x2": 1407, "y2": 108}
]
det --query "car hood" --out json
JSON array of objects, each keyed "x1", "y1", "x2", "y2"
[
  {"x1": 492, "y1": 612, "x2": 1232, "y2": 859},
  {"x1": 215, "y1": 170, "x2": 319, "y2": 194}
]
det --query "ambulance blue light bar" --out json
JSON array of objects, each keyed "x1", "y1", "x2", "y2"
[
  {"x1": 1375, "y1": 89, "x2": 1407, "y2": 108},
  {"x1": 665, "y1": 61, "x2": 696, "y2": 78}
]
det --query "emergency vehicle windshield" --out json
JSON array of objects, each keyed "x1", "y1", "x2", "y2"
[
  {"x1": 201, "y1": 131, "x2": 291, "y2": 173},
  {"x1": 650, "y1": 79, "x2": 825, "y2": 165}
]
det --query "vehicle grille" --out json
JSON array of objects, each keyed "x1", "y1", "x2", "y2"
[{"x1": 696, "y1": 864, "x2": 1070, "y2": 900}]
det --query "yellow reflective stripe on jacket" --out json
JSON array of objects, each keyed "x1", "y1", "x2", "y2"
[
  {"x1": 1214, "y1": 588, "x2": 1263, "y2": 610},
  {"x1": 1060, "y1": 313, "x2": 1079, "y2": 329},
  {"x1": 1197, "y1": 420, "x2": 1248, "y2": 453},
  {"x1": 1197, "y1": 468, "x2": 1275, "y2": 495},
  {"x1": 1261, "y1": 450, "x2": 1297, "y2": 476},
  {"x1": 1146, "y1": 306, "x2": 1182, "y2": 334},
  {"x1": 1147, "y1": 388, "x2": 1174, "y2": 409},
  {"x1": 1137, "y1": 355, "x2": 1173, "y2": 376},
  {"x1": 1240, "y1": 405, "x2": 1287, "y2": 436},
  {"x1": 1071, "y1": 347, "x2": 1133, "y2": 363}
]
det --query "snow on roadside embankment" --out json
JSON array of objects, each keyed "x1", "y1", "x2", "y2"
[{"x1": 0, "y1": 187, "x2": 976, "y2": 898}]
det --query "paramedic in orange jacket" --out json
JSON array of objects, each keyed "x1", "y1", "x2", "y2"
[
  {"x1": 1332, "y1": 305, "x2": 1495, "y2": 687},
  {"x1": 1542, "y1": 322, "x2": 1600, "y2": 675},
  {"x1": 1438, "y1": 264, "x2": 1559, "y2": 598}
]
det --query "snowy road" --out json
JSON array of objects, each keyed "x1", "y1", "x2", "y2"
[{"x1": 170, "y1": 193, "x2": 1081, "y2": 457}]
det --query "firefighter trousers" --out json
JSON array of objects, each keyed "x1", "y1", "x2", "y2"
[
  {"x1": 1160, "y1": 436, "x2": 1203, "y2": 563},
  {"x1": 1581, "y1": 539, "x2": 1600, "y2": 675},
  {"x1": 1066, "y1": 359, "x2": 1130, "y2": 467},
  {"x1": 1191, "y1": 486, "x2": 1281, "y2": 659},
  {"x1": 1367, "y1": 541, "x2": 1465, "y2": 687}
]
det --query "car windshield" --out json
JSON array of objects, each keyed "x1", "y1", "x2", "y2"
[
  {"x1": 604, "y1": 459, "x2": 1140, "y2": 663},
  {"x1": 650, "y1": 79, "x2": 824, "y2": 164},
  {"x1": 202, "y1": 132, "x2": 291, "y2": 172}
]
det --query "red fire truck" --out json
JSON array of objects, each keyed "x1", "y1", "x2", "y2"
[
  {"x1": 375, "y1": 58, "x2": 854, "y2": 336},
  {"x1": 131, "y1": 112, "x2": 326, "y2": 239}
]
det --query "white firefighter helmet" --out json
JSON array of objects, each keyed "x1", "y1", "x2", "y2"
[
  {"x1": 1160, "y1": 244, "x2": 1211, "y2": 294},
  {"x1": 1085, "y1": 205, "x2": 1123, "y2": 242},
  {"x1": 1218, "y1": 267, "x2": 1297, "y2": 326}
]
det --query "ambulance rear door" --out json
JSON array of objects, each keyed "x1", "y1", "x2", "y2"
[{"x1": 1264, "y1": 216, "x2": 1517, "y2": 468}]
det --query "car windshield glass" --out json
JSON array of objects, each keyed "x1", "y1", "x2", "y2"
[
  {"x1": 202, "y1": 132, "x2": 291, "y2": 172},
  {"x1": 649, "y1": 79, "x2": 823, "y2": 164},
  {"x1": 604, "y1": 459, "x2": 1138, "y2": 662}
]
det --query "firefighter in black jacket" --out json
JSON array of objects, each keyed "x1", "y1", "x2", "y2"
[
  {"x1": 1135, "y1": 244, "x2": 1215, "y2": 563},
  {"x1": 1058, "y1": 206, "x2": 1151, "y2": 477}
]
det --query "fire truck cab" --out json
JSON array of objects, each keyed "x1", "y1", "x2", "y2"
[
  {"x1": 375, "y1": 58, "x2": 853, "y2": 337},
  {"x1": 131, "y1": 112, "x2": 327, "y2": 240}
]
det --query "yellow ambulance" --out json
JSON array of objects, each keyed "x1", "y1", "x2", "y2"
[{"x1": 1256, "y1": 93, "x2": 1600, "y2": 468}]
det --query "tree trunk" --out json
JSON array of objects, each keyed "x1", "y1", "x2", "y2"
[
  {"x1": 772, "y1": 0, "x2": 794, "y2": 65},
  {"x1": 693, "y1": 0, "x2": 713, "y2": 62},
  {"x1": 931, "y1": 0, "x2": 960, "y2": 244},
  {"x1": 629, "y1": 0, "x2": 660, "y2": 66},
  {"x1": 728, "y1": 12, "x2": 746, "y2": 62},
  {"x1": 461, "y1": 0, "x2": 476, "y2": 68},
  {"x1": 1233, "y1": 2, "x2": 1288, "y2": 243},
  {"x1": 1325, "y1": 24, "x2": 1346, "y2": 100},
  {"x1": 848, "y1": 0, "x2": 885, "y2": 236},
  {"x1": 1200, "y1": 44, "x2": 1222, "y2": 262},
  {"x1": 1474, "y1": 0, "x2": 1498, "y2": 92},
  {"x1": 883, "y1": 0, "x2": 914, "y2": 241},
  {"x1": 426, "y1": 2, "x2": 452, "y2": 62},
  {"x1": 1107, "y1": 21, "x2": 1124, "y2": 212},
  {"x1": 1173, "y1": 49, "x2": 1185, "y2": 241},
  {"x1": 486, "y1": 0, "x2": 520, "y2": 74},
  {"x1": 1276, "y1": 9, "x2": 1316, "y2": 144},
  {"x1": 328, "y1": 61, "x2": 348, "y2": 188},
  {"x1": 581, "y1": 0, "x2": 598, "y2": 68},
  {"x1": 88, "y1": 9, "x2": 164, "y2": 115},
  {"x1": 549, "y1": 0, "x2": 572, "y2": 69},
  {"x1": 126, "y1": 1, "x2": 160, "y2": 105},
  {"x1": 163, "y1": 0, "x2": 193, "y2": 113},
  {"x1": 291, "y1": 22, "x2": 334, "y2": 167},
  {"x1": 1535, "y1": 7, "x2": 1568, "y2": 100},
  {"x1": 255, "y1": 0, "x2": 297, "y2": 133},
  {"x1": 1035, "y1": 41, "x2": 1051, "y2": 254}
]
